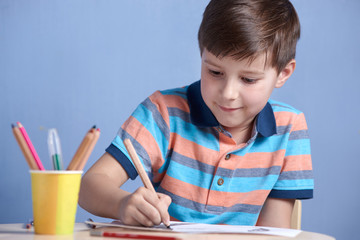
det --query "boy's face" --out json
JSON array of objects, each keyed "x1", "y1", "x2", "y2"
[{"x1": 200, "y1": 49, "x2": 292, "y2": 139}]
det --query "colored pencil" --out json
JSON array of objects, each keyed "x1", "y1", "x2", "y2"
[
  {"x1": 67, "y1": 125, "x2": 96, "y2": 170},
  {"x1": 75, "y1": 128, "x2": 100, "y2": 170},
  {"x1": 11, "y1": 124, "x2": 39, "y2": 170},
  {"x1": 90, "y1": 230, "x2": 180, "y2": 240},
  {"x1": 17, "y1": 122, "x2": 45, "y2": 170},
  {"x1": 123, "y1": 139, "x2": 155, "y2": 192},
  {"x1": 123, "y1": 139, "x2": 171, "y2": 229}
]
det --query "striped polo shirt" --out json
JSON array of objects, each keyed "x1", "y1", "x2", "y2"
[{"x1": 106, "y1": 80, "x2": 314, "y2": 226}]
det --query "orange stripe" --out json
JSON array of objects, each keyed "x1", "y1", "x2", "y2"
[
  {"x1": 207, "y1": 189, "x2": 270, "y2": 207},
  {"x1": 161, "y1": 175, "x2": 209, "y2": 205},
  {"x1": 274, "y1": 111, "x2": 309, "y2": 132},
  {"x1": 282, "y1": 154, "x2": 313, "y2": 171},
  {"x1": 161, "y1": 93, "x2": 190, "y2": 112},
  {"x1": 170, "y1": 132, "x2": 287, "y2": 169},
  {"x1": 217, "y1": 150, "x2": 286, "y2": 170},
  {"x1": 237, "y1": 150, "x2": 286, "y2": 168},
  {"x1": 274, "y1": 111, "x2": 296, "y2": 126},
  {"x1": 123, "y1": 116, "x2": 165, "y2": 172},
  {"x1": 291, "y1": 113, "x2": 308, "y2": 131},
  {"x1": 169, "y1": 133, "x2": 220, "y2": 166},
  {"x1": 149, "y1": 91, "x2": 171, "y2": 127},
  {"x1": 161, "y1": 175, "x2": 269, "y2": 207}
]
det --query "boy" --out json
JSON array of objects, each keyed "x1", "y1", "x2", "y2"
[{"x1": 79, "y1": 0, "x2": 313, "y2": 228}]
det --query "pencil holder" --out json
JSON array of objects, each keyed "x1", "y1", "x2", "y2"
[{"x1": 30, "y1": 170, "x2": 82, "y2": 235}]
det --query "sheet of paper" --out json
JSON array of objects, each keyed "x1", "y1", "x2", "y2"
[{"x1": 85, "y1": 220, "x2": 301, "y2": 237}]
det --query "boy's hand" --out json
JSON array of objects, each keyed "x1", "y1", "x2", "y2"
[{"x1": 118, "y1": 187, "x2": 172, "y2": 227}]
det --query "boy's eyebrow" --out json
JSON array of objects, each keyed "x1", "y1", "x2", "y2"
[
  {"x1": 240, "y1": 69, "x2": 265, "y2": 76},
  {"x1": 203, "y1": 59, "x2": 265, "y2": 75},
  {"x1": 203, "y1": 59, "x2": 221, "y2": 68}
]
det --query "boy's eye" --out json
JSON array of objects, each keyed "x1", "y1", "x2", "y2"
[
  {"x1": 209, "y1": 70, "x2": 222, "y2": 76},
  {"x1": 241, "y1": 77, "x2": 256, "y2": 84}
]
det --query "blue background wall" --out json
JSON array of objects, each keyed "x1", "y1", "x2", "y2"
[{"x1": 1, "y1": 1, "x2": 359, "y2": 239}]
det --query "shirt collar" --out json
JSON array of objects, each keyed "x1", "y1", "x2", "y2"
[{"x1": 186, "y1": 80, "x2": 277, "y2": 137}]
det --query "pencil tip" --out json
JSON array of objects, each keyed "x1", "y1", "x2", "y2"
[
  {"x1": 11, "y1": 123, "x2": 15, "y2": 128},
  {"x1": 92, "y1": 125, "x2": 96, "y2": 129}
]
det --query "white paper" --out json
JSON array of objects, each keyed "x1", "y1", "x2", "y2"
[{"x1": 85, "y1": 220, "x2": 301, "y2": 238}]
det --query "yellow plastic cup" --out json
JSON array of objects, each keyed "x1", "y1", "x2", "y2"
[{"x1": 30, "y1": 170, "x2": 82, "y2": 235}]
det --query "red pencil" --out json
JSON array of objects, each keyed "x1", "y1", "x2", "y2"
[{"x1": 90, "y1": 230, "x2": 180, "y2": 240}]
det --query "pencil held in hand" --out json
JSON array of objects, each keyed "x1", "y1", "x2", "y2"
[
  {"x1": 123, "y1": 138, "x2": 171, "y2": 228},
  {"x1": 67, "y1": 125, "x2": 100, "y2": 170},
  {"x1": 123, "y1": 139, "x2": 155, "y2": 192}
]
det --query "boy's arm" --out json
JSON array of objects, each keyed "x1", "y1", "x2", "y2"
[
  {"x1": 78, "y1": 152, "x2": 171, "y2": 226},
  {"x1": 256, "y1": 198, "x2": 295, "y2": 228},
  {"x1": 78, "y1": 152, "x2": 129, "y2": 220}
]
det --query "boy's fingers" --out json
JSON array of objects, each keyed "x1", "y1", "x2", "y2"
[
  {"x1": 137, "y1": 199, "x2": 162, "y2": 225},
  {"x1": 135, "y1": 188, "x2": 165, "y2": 225},
  {"x1": 131, "y1": 187, "x2": 171, "y2": 226},
  {"x1": 121, "y1": 188, "x2": 161, "y2": 226},
  {"x1": 141, "y1": 190, "x2": 171, "y2": 226},
  {"x1": 132, "y1": 208, "x2": 157, "y2": 227},
  {"x1": 158, "y1": 193, "x2": 172, "y2": 207},
  {"x1": 157, "y1": 193, "x2": 172, "y2": 226}
]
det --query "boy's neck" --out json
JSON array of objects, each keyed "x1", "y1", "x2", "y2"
[{"x1": 222, "y1": 119, "x2": 255, "y2": 145}]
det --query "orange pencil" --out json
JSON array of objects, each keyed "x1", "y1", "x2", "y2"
[
  {"x1": 75, "y1": 128, "x2": 100, "y2": 170},
  {"x1": 17, "y1": 122, "x2": 45, "y2": 170},
  {"x1": 67, "y1": 125, "x2": 96, "y2": 170},
  {"x1": 11, "y1": 124, "x2": 39, "y2": 170},
  {"x1": 123, "y1": 138, "x2": 156, "y2": 192},
  {"x1": 123, "y1": 139, "x2": 171, "y2": 228}
]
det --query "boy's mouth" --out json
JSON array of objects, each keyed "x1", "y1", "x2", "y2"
[{"x1": 218, "y1": 105, "x2": 242, "y2": 112}]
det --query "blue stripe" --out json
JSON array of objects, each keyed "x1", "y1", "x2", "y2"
[
  {"x1": 167, "y1": 161, "x2": 278, "y2": 192},
  {"x1": 160, "y1": 88, "x2": 188, "y2": 98},
  {"x1": 142, "y1": 98, "x2": 170, "y2": 141},
  {"x1": 132, "y1": 104, "x2": 169, "y2": 159},
  {"x1": 111, "y1": 135, "x2": 154, "y2": 180},
  {"x1": 158, "y1": 186, "x2": 261, "y2": 215},
  {"x1": 273, "y1": 179, "x2": 314, "y2": 190},
  {"x1": 167, "y1": 161, "x2": 213, "y2": 189},
  {"x1": 285, "y1": 138, "x2": 311, "y2": 156},
  {"x1": 169, "y1": 203, "x2": 258, "y2": 225},
  {"x1": 245, "y1": 134, "x2": 289, "y2": 154},
  {"x1": 211, "y1": 175, "x2": 278, "y2": 192},
  {"x1": 169, "y1": 116, "x2": 219, "y2": 151},
  {"x1": 269, "y1": 99, "x2": 301, "y2": 114},
  {"x1": 170, "y1": 151, "x2": 281, "y2": 178}
]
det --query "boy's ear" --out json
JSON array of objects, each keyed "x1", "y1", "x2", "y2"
[{"x1": 275, "y1": 59, "x2": 296, "y2": 88}]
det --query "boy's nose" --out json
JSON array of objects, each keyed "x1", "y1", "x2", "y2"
[{"x1": 222, "y1": 78, "x2": 240, "y2": 101}]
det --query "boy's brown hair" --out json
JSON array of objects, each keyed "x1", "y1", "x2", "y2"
[{"x1": 198, "y1": 0, "x2": 300, "y2": 73}]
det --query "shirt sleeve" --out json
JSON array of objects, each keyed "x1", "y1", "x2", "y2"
[
  {"x1": 269, "y1": 112, "x2": 314, "y2": 199},
  {"x1": 106, "y1": 91, "x2": 170, "y2": 181}
]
